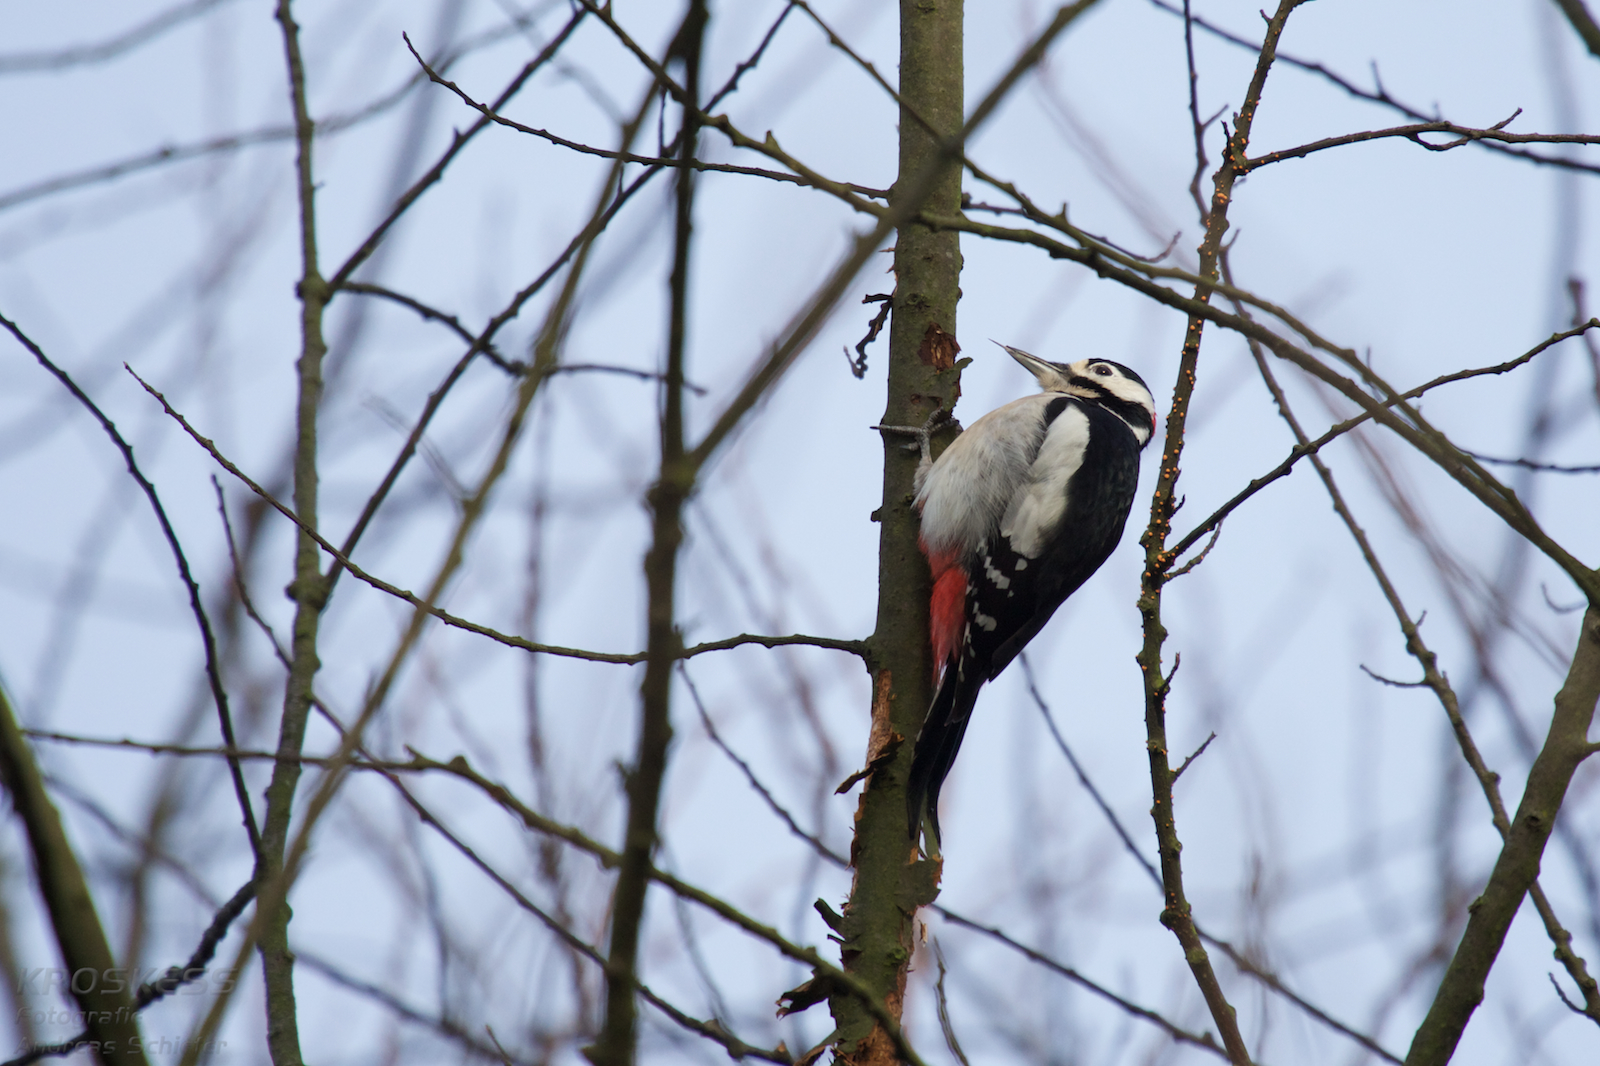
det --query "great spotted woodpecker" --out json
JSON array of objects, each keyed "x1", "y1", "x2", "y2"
[{"x1": 878, "y1": 344, "x2": 1157, "y2": 848}]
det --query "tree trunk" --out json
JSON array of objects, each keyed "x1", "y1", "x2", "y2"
[{"x1": 826, "y1": 1, "x2": 964, "y2": 1060}]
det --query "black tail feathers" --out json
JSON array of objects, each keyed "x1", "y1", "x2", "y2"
[{"x1": 906, "y1": 664, "x2": 985, "y2": 845}]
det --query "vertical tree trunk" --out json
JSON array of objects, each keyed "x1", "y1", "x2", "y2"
[{"x1": 827, "y1": 2, "x2": 963, "y2": 1060}]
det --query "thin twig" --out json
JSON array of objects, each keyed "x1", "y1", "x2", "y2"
[
  {"x1": 548, "y1": 363, "x2": 711, "y2": 395},
  {"x1": 846, "y1": 292, "x2": 892, "y2": 378},
  {"x1": 1167, "y1": 524, "x2": 1222, "y2": 579},
  {"x1": 402, "y1": 33, "x2": 887, "y2": 203},
  {"x1": 0, "y1": 312, "x2": 259, "y2": 854},
  {"x1": 214, "y1": 476, "x2": 292, "y2": 668},
  {"x1": 136, "y1": 364, "x2": 868, "y2": 666},
  {"x1": 1182, "y1": 0, "x2": 1211, "y2": 218},
  {"x1": 1132, "y1": 7, "x2": 1310, "y2": 1062},
  {"x1": 933, "y1": 909, "x2": 1234, "y2": 1059},
  {"x1": 0, "y1": 0, "x2": 236, "y2": 73},
  {"x1": 402, "y1": 749, "x2": 927, "y2": 1065},
  {"x1": 704, "y1": 0, "x2": 797, "y2": 110},
  {"x1": 1164, "y1": 318, "x2": 1600, "y2": 563},
  {"x1": 336, "y1": 281, "x2": 516, "y2": 371},
  {"x1": 679, "y1": 664, "x2": 848, "y2": 866},
  {"x1": 1019, "y1": 655, "x2": 1160, "y2": 883},
  {"x1": 1145, "y1": 0, "x2": 1600, "y2": 176},
  {"x1": 1022, "y1": 658, "x2": 1401, "y2": 1061},
  {"x1": 330, "y1": 9, "x2": 588, "y2": 290},
  {"x1": 0, "y1": 18, "x2": 567, "y2": 215},
  {"x1": 293, "y1": 951, "x2": 529, "y2": 1066},
  {"x1": 1460, "y1": 451, "x2": 1600, "y2": 473},
  {"x1": 1, "y1": 880, "x2": 256, "y2": 1066},
  {"x1": 372, "y1": 759, "x2": 798, "y2": 1065},
  {"x1": 1171, "y1": 732, "x2": 1217, "y2": 782},
  {"x1": 930, "y1": 941, "x2": 972, "y2": 1066},
  {"x1": 1243, "y1": 116, "x2": 1600, "y2": 173},
  {"x1": 1224, "y1": 251, "x2": 1600, "y2": 1043},
  {"x1": 1359, "y1": 664, "x2": 1428, "y2": 689}
]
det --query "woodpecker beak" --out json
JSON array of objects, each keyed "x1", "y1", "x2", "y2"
[{"x1": 995, "y1": 342, "x2": 1070, "y2": 390}]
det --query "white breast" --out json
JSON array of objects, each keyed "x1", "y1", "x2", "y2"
[
  {"x1": 999, "y1": 404, "x2": 1090, "y2": 558},
  {"x1": 916, "y1": 394, "x2": 1057, "y2": 557}
]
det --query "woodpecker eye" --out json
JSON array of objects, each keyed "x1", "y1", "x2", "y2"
[{"x1": 1092, "y1": 363, "x2": 1113, "y2": 377}]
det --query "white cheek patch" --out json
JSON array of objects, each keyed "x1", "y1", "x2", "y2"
[{"x1": 1000, "y1": 406, "x2": 1091, "y2": 558}]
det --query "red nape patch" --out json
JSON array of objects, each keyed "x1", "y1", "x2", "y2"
[{"x1": 921, "y1": 540, "x2": 965, "y2": 683}]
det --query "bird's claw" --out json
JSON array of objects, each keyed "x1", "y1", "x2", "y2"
[
  {"x1": 872, "y1": 423, "x2": 929, "y2": 454},
  {"x1": 872, "y1": 407, "x2": 957, "y2": 456}
]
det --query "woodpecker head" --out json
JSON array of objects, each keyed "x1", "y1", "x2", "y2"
[{"x1": 999, "y1": 343, "x2": 1158, "y2": 447}]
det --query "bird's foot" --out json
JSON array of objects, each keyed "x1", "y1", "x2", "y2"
[{"x1": 872, "y1": 407, "x2": 956, "y2": 463}]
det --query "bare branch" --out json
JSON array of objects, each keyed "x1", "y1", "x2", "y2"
[
  {"x1": 680, "y1": 664, "x2": 848, "y2": 867},
  {"x1": 933, "y1": 909, "x2": 1235, "y2": 1059},
  {"x1": 2, "y1": 879, "x2": 255, "y2": 1066},
  {"x1": 402, "y1": 750, "x2": 928, "y2": 1066},
  {"x1": 1165, "y1": 317, "x2": 1600, "y2": 561},
  {"x1": 293, "y1": 951, "x2": 532, "y2": 1066},
  {"x1": 401, "y1": 33, "x2": 887, "y2": 203},
  {"x1": 930, "y1": 941, "x2": 972, "y2": 1066},
  {"x1": 1552, "y1": 0, "x2": 1600, "y2": 58},
  {"x1": 328, "y1": 10, "x2": 587, "y2": 290},
  {"x1": 1132, "y1": 8, "x2": 1311, "y2": 1061},
  {"x1": 1171, "y1": 732, "x2": 1217, "y2": 781},
  {"x1": 0, "y1": 0, "x2": 237, "y2": 74},
  {"x1": 1146, "y1": 0, "x2": 1600, "y2": 176},
  {"x1": 1461, "y1": 450, "x2": 1600, "y2": 473},
  {"x1": 1028, "y1": 658, "x2": 1403, "y2": 1060},
  {"x1": 1360, "y1": 664, "x2": 1429, "y2": 689},
  {"x1": 0, "y1": 19, "x2": 539, "y2": 215},
  {"x1": 1243, "y1": 115, "x2": 1599, "y2": 172},
  {"x1": 373, "y1": 759, "x2": 799, "y2": 1065},
  {"x1": 0, "y1": 312, "x2": 259, "y2": 853},
  {"x1": 593, "y1": 6, "x2": 708, "y2": 1055},
  {"x1": 1222, "y1": 249, "x2": 1600, "y2": 1045},
  {"x1": 0, "y1": 688, "x2": 150, "y2": 1066},
  {"x1": 336, "y1": 282, "x2": 516, "y2": 371}
]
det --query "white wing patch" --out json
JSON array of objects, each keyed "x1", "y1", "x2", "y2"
[
  {"x1": 982, "y1": 554, "x2": 1010, "y2": 590},
  {"x1": 917, "y1": 395, "x2": 1055, "y2": 556},
  {"x1": 999, "y1": 404, "x2": 1090, "y2": 558}
]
